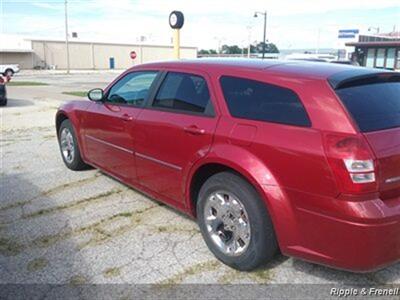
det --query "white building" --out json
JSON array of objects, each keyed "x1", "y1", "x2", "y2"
[{"x1": 0, "y1": 35, "x2": 197, "y2": 70}]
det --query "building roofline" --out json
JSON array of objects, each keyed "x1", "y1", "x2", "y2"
[
  {"x1": 28, "y1": 38, "x2": 197, "y2": 50},
  {"x1": 345, "y1": 41, "x2": 400, "y2": 47},
  {"x1": 0, "y1": 49, "x2": 34, "y2": 53}
]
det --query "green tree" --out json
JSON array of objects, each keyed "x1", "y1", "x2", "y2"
[
  {"x1": 198, "y1": 49, "x2": 210, "y2": 55},
  {"x1": 198, "y1": 49, "x2": 218, "y2": 55},
  {"x1": 221, "y1": 44, "x2": 243, "y2": 54},
  {"x1": 256, "y1": 42, "x2": 279, "y2": 53},
  {"x1": 243, "y1": 45, "x2": 257, "y2": 54}
]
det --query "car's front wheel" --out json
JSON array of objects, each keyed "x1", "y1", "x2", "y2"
[
  {"x1": 197, "y1": 172, "x2": 278, "y2": 271},
  {"x1": 58, "y1": 119, "x2": 89, "y2": 170}
]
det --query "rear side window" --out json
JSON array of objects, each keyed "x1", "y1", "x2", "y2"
[
  {"x1": 153, "y1": 72, "x2": 212, "y2": 115},
  {"x1": 336, "y1": 82, "x2": 400, "y2": 132},
  {"x1": 220, "y1": 76, "x2": 311, "y2": 127}
]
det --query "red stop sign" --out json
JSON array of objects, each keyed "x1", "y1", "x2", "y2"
[{"x1": 130, "y1": 51, "x2": 137, "y2": 60}]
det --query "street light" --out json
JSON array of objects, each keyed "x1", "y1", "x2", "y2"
[{"x1": 254, "y1": 11, "x2": 267, "y2": 59}]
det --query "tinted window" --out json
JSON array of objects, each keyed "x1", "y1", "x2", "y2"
[
  {"x1": 153, "y1": 72, "x2": 212, "y2": 114},
  {"x1": 107, "y1": 71, "x2": 158, "y2": 106},
  {"x1": 220, "y1": 76, "x2": 311, "y2": 126},
  {"x1": 336, "y1": 82, "x2": 400, "y2": 132}
]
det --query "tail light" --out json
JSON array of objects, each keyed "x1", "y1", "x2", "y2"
[{"x1": 323, "y1": 133, "x2": 378, "y2": 194}]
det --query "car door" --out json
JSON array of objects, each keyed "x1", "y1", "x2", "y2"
[
  {"x1": 83, "y1": 71, "x2": 159, "y2": 183},
  {"x1": 134, "y1": 70, "x2": 219, "y2": 206}
]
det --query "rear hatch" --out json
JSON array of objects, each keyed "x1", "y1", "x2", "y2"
[{"x1": 330, "y1": 70, "x2": 400, "y2": 199}]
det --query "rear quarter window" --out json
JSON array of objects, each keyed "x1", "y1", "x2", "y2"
[
  {"x1": 336, "y1": 82, "x2": 400, "y2": 132},
  {"x1": 220, "y1": 76, "x2": 311, "y2": 127}
]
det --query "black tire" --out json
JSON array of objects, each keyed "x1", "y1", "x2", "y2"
[
  {"x1": 169, "y1": 11, "x2": 184, "y2": 29},
  {"x1": 58, "y1": 119, "x2": 89, "y2": 170},
  {"x1": 4, "y1": 69, "x2": 14, "y2": 77},
  {"x1": 0, "y1": 98, "x2": 7, "y2": 106},
  {"x1": 197, "y1": 172, "x2": 278, "y2": 271}
]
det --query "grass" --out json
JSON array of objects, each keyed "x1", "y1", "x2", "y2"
[
  {"x1": 0, "y1": 237, "x2": 23, "y2": 256},
  {"x1": 7, "y1": 81, "x2": 48, "y2": 86},
  {"x1": 103, "y1": 267, "x2": 121, "y2": 278},
  {"x1": 27, "y1": 258, "x2": 48, "y2": 272},
  {"x1": 62, "y1": 91, "x2": 87, "y2": 97}
]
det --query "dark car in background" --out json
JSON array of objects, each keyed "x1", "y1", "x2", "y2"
[{"x1": 0, "y1": 82, "x2": 7, "y2": 106}]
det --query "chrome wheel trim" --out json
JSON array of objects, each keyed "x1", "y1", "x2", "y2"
[
  {"x1": 60, "y1": 128, "x2": 75, "y2": 164},
  {"x1": 204, "y1": 190, "x2": 251, "y2": 256}
]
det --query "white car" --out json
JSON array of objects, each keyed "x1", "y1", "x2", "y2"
[{"x1": 0, "y1": 64, "x2": 20, "y2": 76}]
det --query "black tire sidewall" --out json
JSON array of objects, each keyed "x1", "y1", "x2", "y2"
[
  {"x1": 197, "y1": 172, "x2": 277, "y2": 271},
  {"x1": 58, "y1": 119, "x2": 85, "y2": 170},
  {"x1": 5, "y1": 69, "x2": 14, "y2": 77},
  {"x1": 169, "y1": 11, "x2": 184, "y2": 29}
]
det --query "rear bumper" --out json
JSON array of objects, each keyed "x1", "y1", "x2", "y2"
[{"x1": 265, "y1": 186, "x2": 400, "y2": 272}]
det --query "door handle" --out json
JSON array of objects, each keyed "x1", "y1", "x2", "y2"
[
  {"x1": 121, "y1": 114, "x2": 133, "y2": 121},
  {"x1": 183, "y1": 126, "x2": 205, "y2": 135}
]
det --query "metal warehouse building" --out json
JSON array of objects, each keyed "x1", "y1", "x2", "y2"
[{"x1": 0, "y1": 35, "x2": 197, "y2": 70}]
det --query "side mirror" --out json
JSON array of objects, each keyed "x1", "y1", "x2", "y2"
[{"x1": 88, "y1": 88, "x2": 104, "y2": 101}]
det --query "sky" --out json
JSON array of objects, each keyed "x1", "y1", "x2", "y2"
[{"x1": 0, "y1": 0, "x2": 399, "y2": 50}]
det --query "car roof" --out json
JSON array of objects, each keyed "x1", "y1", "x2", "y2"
[{"x1": 133, "y1": 58, "x2": 367, "y2": 80}]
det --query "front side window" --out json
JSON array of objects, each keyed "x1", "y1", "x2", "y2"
[
  {"x1": 220, "y1": 76, "x2": 311, "y2": 127},
  {"x1": 107, "y1": 71, "x2": 158, "y2": 106},
  {"x1": 152, "y1": 72, "x2": 212, "y2": 114}
]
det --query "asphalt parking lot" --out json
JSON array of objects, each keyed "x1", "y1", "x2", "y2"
[{"x1": 1, "y1": 71, "x2": 399, "y2": 285}]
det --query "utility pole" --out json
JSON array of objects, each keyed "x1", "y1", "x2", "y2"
[
  {"x1": 64, "y1": 0, "x2": 70, "y2": 74},
  {"x1": 254, "y1": 11, "x2": 267, "y2": 59},
  {"x1": 246, "y1": 25, "x2": 252, "y2": 58}
]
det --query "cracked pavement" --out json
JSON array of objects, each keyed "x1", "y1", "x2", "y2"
[{"x1": 1, "y1": 72, "x2": 399, "y2": 286}]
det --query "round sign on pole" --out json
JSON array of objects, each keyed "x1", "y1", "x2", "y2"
[
  {"x1": 169, "y1": 11, "x2": 184, "y2": 29},
  {"x1": 130, "y1": 51, "x2": 137, "y2": 60}
]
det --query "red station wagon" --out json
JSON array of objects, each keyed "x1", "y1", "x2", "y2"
[{"x1": 56, "y1": 59, "x2": 400, "y2": 272}]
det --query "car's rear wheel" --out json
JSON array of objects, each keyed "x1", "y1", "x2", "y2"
[
  {"x1": 4, "y1": 69, "x2": 14, "y2": 77},
  {"x1": 58, "y1": 119, "x2": 89, "y2": 170},
  {"x1": 197, "y1": 172, "x2": 278, "y2": 271}
]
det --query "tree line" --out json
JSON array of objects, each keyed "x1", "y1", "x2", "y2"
[{"x1": 199, "y1": 42, "x2": 279, "y2": 55}]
